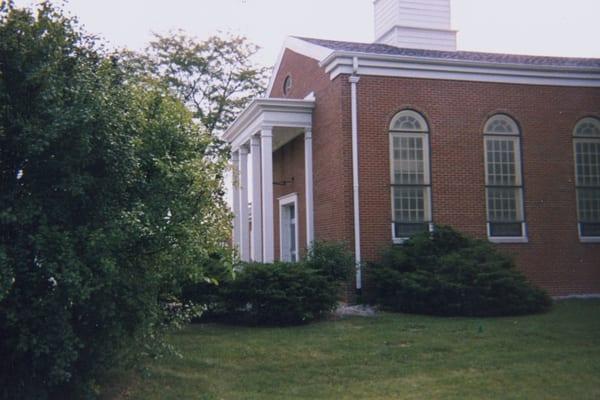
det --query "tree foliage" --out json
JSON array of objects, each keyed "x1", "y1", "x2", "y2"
[
  {"x1": 130, "y1": 31, "x2": 269, "y2": 135},
  {"x1": 0, "y1": 3, "x2": 231, "y2": 398}
]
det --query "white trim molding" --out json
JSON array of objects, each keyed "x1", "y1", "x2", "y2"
[
  {"x1": 578, "y1": 225, "x2": 600, "y2": 244},
  {"x1": 321, "y1": 51, "x2": 600, "y2": 88},
  {"x1": 263, "y1": 37, "x2": 600, "y2": 94},
  {"x1": 278, "y1": 193, "x2": 299, "y2": 262},
  {"x1": 486, "y1": 222, "x2": 529, "y2": 244},
  {"x1": 223, "y1": 98, "x2": 315, "y2": 152}
]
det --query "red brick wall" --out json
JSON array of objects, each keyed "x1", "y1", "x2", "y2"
[
  {"x1": 268, "y1": 49, "x2": 600, "y2": 295},
  {"x1": 272, "y1": 135, "x2": 306, "y2": 259},
  {"x1": 353, "y1": 75, "x2": 600, "y2": 295},
  {"x1": 270, "y1": 50, "x2": 354, "y2": 252}
]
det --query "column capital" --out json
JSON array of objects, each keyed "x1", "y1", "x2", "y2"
[
  {"x1": 261, "y1": 126, "x2": 273, "y2": 137},
  {"x1": 349, "y1": 75, "x2": 360, "y2": 84},
  {"x1": 251, "y1": 134, "x2": 261, "y2": 146},
  {"x1": 231, "y1": 150, "x2": 239, "y2": 161},
  {"x1": 239, "y1": 144, "x2": 249, "y2": 155},
  {"x1": 304, "y1": 128, "x2": 313, "y2": 140}
]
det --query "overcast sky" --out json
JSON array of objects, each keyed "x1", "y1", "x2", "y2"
[{"x1": 14, "y1": 0, "x2": 600, "y2": 67}]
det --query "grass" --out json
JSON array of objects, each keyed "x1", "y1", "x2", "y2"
[{"x1": 109, "y1": 300, "x2": 600, "y2": 399}]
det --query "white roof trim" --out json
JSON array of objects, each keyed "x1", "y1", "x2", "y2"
[
  {"x1": 266, "y1": 37, "x2": 334, "y2": 97},
  {"x1": 223, "y1": 98, "x2": 315, "y2": 151},
  {"x1": 319, "y1": 50, "x2": 600, "y2": 87}
]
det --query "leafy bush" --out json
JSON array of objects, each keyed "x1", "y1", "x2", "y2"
[
  {"x1": 181, "y1": 250, "x2": 233, "y2": 320},
  {"x1": 182, "y1": 241, "x2": 354, "y2": 326},
  {"x1": 370, "y1": 226, "x2": 552, "y2": 317},
  {"x1": 304, "y1": 240, "x2": 354, "y2": 284},
  {"x1": 0, "y1": 4, "x2": 230, "y2": 399},
  {"x1": 224, "y1": 262, "x2": 339, "y2": 326}
]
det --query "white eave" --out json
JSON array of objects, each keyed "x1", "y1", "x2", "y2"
[
  {"x1": 266, "y1": 37, "x2": 600, "y2": 89},
  {"x1": 223, "y1": 98, "x2": 315, "y2": 151},
  {"x1": 320, "y1": 50, "x2": 600, "y2": 88}
]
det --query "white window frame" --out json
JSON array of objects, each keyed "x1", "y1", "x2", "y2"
[
  {"x1": 573, "y1": 117, "x2": 600, "y2": 243},
  {"x1": 278, "y1": 193, "x2": 299, "y2": 261},
  {"x1": 483, "y1": 115, "x2": 528, "y2": 243},
  {"x1": 389, "y1": 110, "x2": 432, "y2": 244}
]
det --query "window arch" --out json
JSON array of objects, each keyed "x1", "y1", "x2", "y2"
[
  {"x1": 484, "y1": 114, "x2": 519, "y2": 135},
  {"x1": 573, "y1": 117, "x2": 600, "y2": 240},
  {"x1": 574, "y1": 117, "x2": 600, "y2": 137},
  {"x1": 389, "y1": 110, "x2": 432, "y2": 241},
  {"x1": 483, "y1": 114, "x2": 527, "y2": 240}
]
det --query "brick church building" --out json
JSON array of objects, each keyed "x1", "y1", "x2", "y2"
[{"x1": 224, "y1": 0, "x2": 600, "y2": 296}]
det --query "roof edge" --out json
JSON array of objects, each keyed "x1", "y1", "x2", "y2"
[
  {"x1": 223, "y1": 97, "x2": 316, "y2": 145},
  {"x1": 319, "y1": 50, "x2": 600, "y2": 74},
  {"x1": 265, "y1": 37, "x2": 334, "y2": 97}
]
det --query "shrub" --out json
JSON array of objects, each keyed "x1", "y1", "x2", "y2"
[
  {"x1": 304, "y1": 241, "x2": 354, "y2": 284},
  {"x1": 182, "y1": 241, "x2": 354, "y2": 326},
  {"x1": 223, "y1": 262, "x2": 339, "y2": 326},
  {"x1": 370, "y1": 226, "x2": 552, "y2": 317},
  {"x1": 181, "y1": 251, "x2": 233, "y2": 320}
]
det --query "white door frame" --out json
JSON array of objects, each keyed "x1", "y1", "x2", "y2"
[{"x1": 278, "y1": 193, "x2": 299, "y2": 262}]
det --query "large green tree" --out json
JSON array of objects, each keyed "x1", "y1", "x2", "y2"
[
  {"x1": 132, "y1": 31, "x2": 269, "y2": 135},
  {"x1": 0, "y1": 3, "x2": 230, "y2": 398}
]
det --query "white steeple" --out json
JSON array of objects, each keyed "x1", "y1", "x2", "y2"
[{"x1": 373, "y1": 0, "x2": 457, "y2": 51}]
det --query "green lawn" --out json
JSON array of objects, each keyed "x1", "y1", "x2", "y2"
[{"x1": 110, "y1": 300, "x2": 600, "y2": 399}]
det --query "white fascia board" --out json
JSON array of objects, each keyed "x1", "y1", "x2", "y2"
[
  {"x1": 321, "y1": 52, "x2": 600, "y2": 87},
  {"x1": 266, "y1": 37, "x2": 334, "y2": 97},
  {"x1": 224, "y1": 98, "x2": 315, "y2": 151}
]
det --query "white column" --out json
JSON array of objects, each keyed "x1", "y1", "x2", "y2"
[
  {"x1": 231, "y1": 150, "x2": 241, "y2": 251},
  {"x1": 239, "y1": 145, "x2": 250, "y2": 261},
  {"x1": 261, "y1": 127, "x2": 274, "y2": 262},
  {"x1": 304, "y1": 128, "x2": 315, "y2": 248},
  {"x1": 251, "y1": 135, "x2": 263, "y2": 262}
]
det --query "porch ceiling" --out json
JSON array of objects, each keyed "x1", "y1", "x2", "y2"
[{"x1": 223, "y1": 98, "x2": 315, "y2": 151}]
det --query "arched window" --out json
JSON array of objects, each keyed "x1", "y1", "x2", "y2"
[
  {"x1": 283, "y1": 75, "x2": 292, "y2": 96},
  {"x1": 389, "y1": 110, "x2": 432, "y2": 241},
  {"x1": 484, "y1": 114, "x2": 526, "y2": 240},
  {"x1": 573, "y1": 117, "x2": 600, "y2": 240}
]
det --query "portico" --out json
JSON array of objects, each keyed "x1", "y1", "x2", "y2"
[{"x1": 223, "y1": 98, "x2": 315, "y2": 263}]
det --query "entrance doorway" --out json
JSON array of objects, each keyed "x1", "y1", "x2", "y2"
[{"x1": 279, "y1": 193, "x2": 299, "y2": 262}]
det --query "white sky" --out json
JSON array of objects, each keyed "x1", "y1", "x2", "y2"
[{"x1": 14, "y1": 0, "x2": 600, "y2": 68}]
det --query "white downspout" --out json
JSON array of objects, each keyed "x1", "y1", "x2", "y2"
[{"x1": 349, "y1": 57, "x2": 362, "y2": 292}]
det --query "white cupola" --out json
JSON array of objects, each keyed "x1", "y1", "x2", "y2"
[{"x1": 373, "y1": 0, "x2": 457, "y2": 51}]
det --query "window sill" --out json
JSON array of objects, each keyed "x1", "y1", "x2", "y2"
[
  {"x1": 393, "y1": 238, "x2": 408, "y2": 245},
  {"x1": 488, "y1": 236, "x2": 529, "y2": 244},
  {"x1": 580, "y1": 237, "x2": 600, "y2": 243}
]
